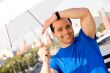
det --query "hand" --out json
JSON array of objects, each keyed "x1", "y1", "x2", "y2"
[
  {"x1": 42, "y1": 13, "x2": 57, "y2": 34},
  {"x1": 38, "y1": 43, "x2": 51, "y2": 62}
]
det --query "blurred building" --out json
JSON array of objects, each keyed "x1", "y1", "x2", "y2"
[
  {"x1": 94, "y1": 11, "x2": 110, "y2": 28},
  {"x1": 16, "y1": 39, "x2": 31, "y2": 56}
]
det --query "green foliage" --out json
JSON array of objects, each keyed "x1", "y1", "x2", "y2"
[
  {"x1": 0, "y1": 48, "x2": 39, "y2": 73},
  {"x1": 97, "y1": 23, "x2": 105, "y2": 32}
]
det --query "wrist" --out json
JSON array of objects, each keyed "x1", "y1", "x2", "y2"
[
  {"x1": 55, "y1": 11, "x2": 61, "y2": 20},
  {"x1": 43, "y1": 60, "x2": 49, "y2": 65},
  {"x1": 42, "y1": 56, "x2": 50, "y2": 63}
]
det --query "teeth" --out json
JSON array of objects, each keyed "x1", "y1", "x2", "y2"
[
  {"x1": 61, "y1": 33, "x2": 72, "y2": 38},
  {"x1": 65, "y1": 35, "x2": 70, "y2": 38},
  {"x1": 65, "y1": 35, "x2": 69, "y2": 37}
]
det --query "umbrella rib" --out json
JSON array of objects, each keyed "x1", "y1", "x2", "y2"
[
  {"x1": 5, "y1": 24, "x2": 12, "y2": 48},
  {"x1": 27, "y1": 10, "x2": 43, "y2": 27},
  {"x1": 27, "y1": 10, "x2": 51, "y2": 45},
  {"x1": 27, "y1": 10, "x2": 43, "y2": 40}
]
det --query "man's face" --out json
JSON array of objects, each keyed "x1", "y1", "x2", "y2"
[{"x1": 53, "y1": 18, "x2": 74, "y2": 44}]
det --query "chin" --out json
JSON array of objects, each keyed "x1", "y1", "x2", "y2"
[
  {"x1": 60, "y1": 36, "x2": 74, "y2": 44},
  {"x1": 63, "y1": 39, "x2": 73, "y2": 44}
]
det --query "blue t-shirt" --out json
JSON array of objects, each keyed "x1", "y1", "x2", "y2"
[{"x1": 50, "y1": 29, "x2": 108, "y2": 73}]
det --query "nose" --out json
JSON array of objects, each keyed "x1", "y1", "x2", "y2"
[{"x1": 63, "y1": 28, "x2": 69, "y2": 35}]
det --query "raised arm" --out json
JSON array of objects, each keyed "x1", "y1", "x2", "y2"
[{"x1": 42, "y1": 8, "x2": 96, "y2": 38}]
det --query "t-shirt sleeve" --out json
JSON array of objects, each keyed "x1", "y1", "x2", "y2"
[
  {"x1": 78, "y1": 29, "x2": 108, "y2": 73},
  {"x1": 78, "y1": 29, "x2": 97, "y2": 42},
  {"x1": 78, "y1": 29, "x2": 101, "y2": 54},
  {"x1": 49, "y1": 56, "x2": 60, "y2": 72}
]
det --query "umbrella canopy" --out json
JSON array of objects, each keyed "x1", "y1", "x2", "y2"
[
  {"x1": 0, "y1": 0, "x2": 43, "y2": 28},
  {"x1": 29, "y1": 0, "x2": 63, "y2": 24},
  {"x1": 6, "y1": 11, "x2": 39, "y2": 46},
  {"x1": 0, "y1": 0, "x2": 3, "y2": 3},
  {"x1": 1, "y1": 0, "x2": 109, "y2": 51},
  {"x1": 0, "y1": 27, "x2": 10, "y2": 49},
  {"x1": 0, "y1": 0, "x2": 63, "y2": 51}
]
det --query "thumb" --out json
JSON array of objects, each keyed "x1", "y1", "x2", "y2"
[
  {"x1": 39, "y1": 39, "x2": 44, "y2": 48},
  {"x1": 41, "y1": 28, "x2": 45, "y2": 35}
]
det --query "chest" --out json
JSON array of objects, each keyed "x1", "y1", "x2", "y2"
[{"x1": 56, "y1": 58, "x2": 87, "y2": 73}]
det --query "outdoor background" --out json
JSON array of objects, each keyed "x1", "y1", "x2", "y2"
[{"x1": 0, "y1": 0, "x2": 110, "y2": 73}]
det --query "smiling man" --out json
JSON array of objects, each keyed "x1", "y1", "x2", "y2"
[{"x1": 38, "y1": 8, "x2": 108, "y2": 73}]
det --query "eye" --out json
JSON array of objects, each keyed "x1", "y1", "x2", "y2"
[
  {"x1": 57, "y1": 28, "x2": 62, "y2": 32},
  {"x1": 66, "y1": 25, "x2": 71, "y2": 29}
]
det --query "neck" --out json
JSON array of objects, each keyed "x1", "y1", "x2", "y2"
[{"x1": 60, "y1": 40, "x2": 74, "y2": 48}]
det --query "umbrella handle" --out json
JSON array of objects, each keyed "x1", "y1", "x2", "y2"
[{"x1": 40, "y1": 34, "x2": 49, "y2": 57}]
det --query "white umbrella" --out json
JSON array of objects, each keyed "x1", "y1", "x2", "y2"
[
  {"x1": 0, "y1": 27, "x2": 10, "y2": 49},
  {"x1": 0, "y1": 0, "x2": 43, "y2": 28},
  {"x1": 0, "y1": 0, "x2": 3, "y2": 4},
  {"x1": 0, "y1": 0, "x2": 63, "y2": 50},
  {"x1": 29, "y1": 0, "x2": 63, "y2": 24}
]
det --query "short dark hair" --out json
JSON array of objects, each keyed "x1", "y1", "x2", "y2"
[{"x1": 50, "y1": 18, "x2": 72, "y2": 32}]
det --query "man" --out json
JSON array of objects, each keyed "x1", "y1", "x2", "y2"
[{"x1": 38, "y1": 8, "x2": 108, "y2": 73}]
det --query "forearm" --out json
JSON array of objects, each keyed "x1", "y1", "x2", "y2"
[
  {"x1": 42, "y1": 7, "x2": 96, "y2": 38},
  {"x1": 40, "y1": 61, "x2": 51, "y2": 73},
  {"x1": 58, "y1": 8, "x2": 96, "y2": 38},
  {"x1": 59, "y1": 8, "x2": 90, "y2": 19}
]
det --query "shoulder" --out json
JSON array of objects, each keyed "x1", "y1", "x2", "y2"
[{"x1": 78, "y1": 29, "x2": 96, "y2": 40}]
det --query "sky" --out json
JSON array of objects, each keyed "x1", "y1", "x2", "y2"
[
  {"x1": 56, "y1": 0, "x2": 110, "y2": 16},
  {"x1": 0, "y1": 0, "x2": 110, "y2": 51}
]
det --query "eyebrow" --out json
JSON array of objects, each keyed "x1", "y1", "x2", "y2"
[
  {"x1": 65, "y1": 24, "x2": 71, "y2": 27},
  {"x1": 57, "y1": 27, "x2": 63, "y2": 30},
  {"x1": 57, "y1": 24, "x2": 71, "y2": 30}
]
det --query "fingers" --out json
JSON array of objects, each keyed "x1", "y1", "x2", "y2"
[
  {"x1": 41, "y1": 20, "x2": 50, "y2": 35},
  {"x1": 41, "y1": 27, "x2": 46, "y2": 35},
  {"x1": 38, "y1": 46, "x2": 50, "y2": 62},
  {"x1": 39, "y1": 40, "x2": 44, "y2": 48},
  {"x1": 43, "y1": 49, "x2": 50, "y2": 57}
]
